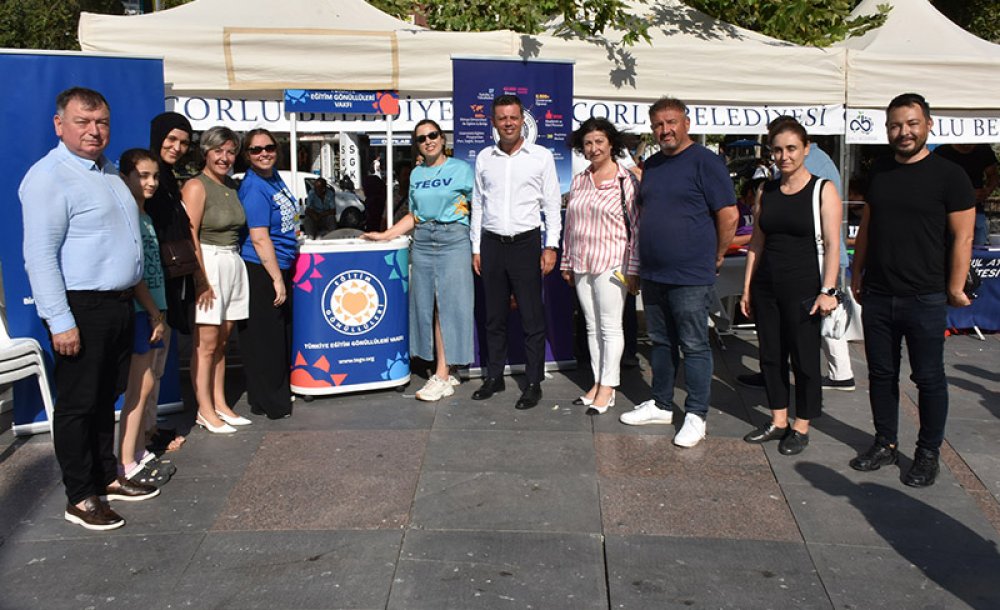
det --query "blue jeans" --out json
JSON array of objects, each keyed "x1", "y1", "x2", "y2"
[
  {"x1": 974, "y1": 211, "x2": 988, "y2": 246},
  {"x1": 862, "y1": 292, "x2": 948, "y2": 452},
  {"x1": 642, "y1": 280, "x2": 713, "y2": 417}
]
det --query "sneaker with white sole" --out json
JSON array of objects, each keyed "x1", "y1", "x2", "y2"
[
  {"x1": 674, "y1": 413, "x2": 707, "y2": 448},
  {"x1": 446, "y1": 375, "x2": 461, "y2": 387},
  {"x1": 619, "y1": 400, "x2": 674, "y2": 426},
  {"x1": 415, "y1": 376, "x2": 455, "y2": 402}
]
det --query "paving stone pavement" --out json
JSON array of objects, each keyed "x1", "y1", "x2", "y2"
[{"x1": 0, "y1": 332, "x2": 998, "y2": 609}]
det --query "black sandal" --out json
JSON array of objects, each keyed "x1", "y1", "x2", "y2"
[{"x1": 128, "y1": 463, "x2": 171, "y2": 486}]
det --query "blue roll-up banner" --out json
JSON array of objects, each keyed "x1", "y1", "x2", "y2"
[
  {"x1": 451, "y1": 57, "x2": 574, "y2": 193},
  {"x1": 290, "y1": 238, "x2": 411, "y2": 395},
  {"x1": 0, "y1": 51, "x2": 166, "y2": 435}
]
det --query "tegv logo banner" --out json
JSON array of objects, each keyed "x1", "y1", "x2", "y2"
[
  {"x1": 452, "y1": 58, "x2": 574, "y2": 193},
  {"x1": 284, "y1": 89, "x2": 400, "y2": 116}
]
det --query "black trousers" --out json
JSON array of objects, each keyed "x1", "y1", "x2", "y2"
[
  {"x1": 53, "y1": 291, "x2": 133, "y2": 505},
  {"x1": 750, "y1": 279, "x2": 823, "y2": 420},
  {"x1": 238, "y1": 262, "x2": 293, "y2": 418},
  {"x1": 480, "y1": 229, "x2": 547, "y2": 384}
]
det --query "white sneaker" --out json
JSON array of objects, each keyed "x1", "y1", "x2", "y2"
[
  {"x1": 415, "y1": 376, "x2": 455, "y2": 402},
  {"x1": 619, "y1": 400, "x2": 674, "y2": 426},
  {"x1": 674, "y1": 413, "x2": 707, "y2": 448},
  {"x1": 446, "y1": 375, "x2": 461, "y2": 387}
]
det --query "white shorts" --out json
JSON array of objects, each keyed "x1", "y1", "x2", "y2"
[{"x1": 195, "y1": 243, "x2": 249, "y2": 325}]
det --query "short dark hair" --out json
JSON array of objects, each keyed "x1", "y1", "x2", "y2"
[
  {"x1": 766, "y1": 115, "x2": 809, "y2": 146},
  {"x1": 492, "y1": 94, "x2": 523, "y2": 118},
  {"x1": 413, "y1": 119, "x2": 446, "y2": 155},
  {"x1": 886, "y1": 92, "x2": 931, "y2": 120},
  {"x1": 569, "y1": 117, "x2": 626, "y2": 160},
  {"x1": 119, "y1": 148, "x2": 157, "y2": 176},
  {"x1": 649, "y1": 97, "x2": 687, "y2": 117},
  {"x1": 56, "y1": 87, "x2": 109, "y2": 115}
]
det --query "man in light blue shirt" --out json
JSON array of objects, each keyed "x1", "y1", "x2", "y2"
[
  {"x1": 302, "y1": 177, "x2": 337, "y2": 238},
  {"x1": 20, "y1": 87, "x2": 155, "y2": 531}
]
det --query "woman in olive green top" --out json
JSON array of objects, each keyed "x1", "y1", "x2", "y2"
[{"x1": 181, "y1": 126, "x2": 250, "y2": 434}]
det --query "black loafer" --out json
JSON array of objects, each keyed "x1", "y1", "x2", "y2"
[
  {"x1": 743, "y1": 423, "x2": 788, "y2": 444},
  {"x1": 903, "y1": 448, "x2": 940, "y2": 487},
  {"x1": 515, "y1": 383, "x2": 542, "y2": 410},
  {"x1": 104, "y1": 476, "x2": 160, "y2": 502},
  {"x1": 778, "y1": 430, "x2": 809, "y2": 455},
  {"x1": 472, "y1": 377, "x2": 505, "y2": 400},
  {"x1": 849, "y1": 437, "x2": 898, "y2": 471},
  {"x1": 64, "y1": 495, "x2": 125, "y2": 531}
]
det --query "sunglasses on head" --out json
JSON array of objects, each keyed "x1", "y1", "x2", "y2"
[
  {"x1": 247, "y1": 144, "x2": 277, "y2": 155},
  {"x1": 415, "y1": 131, "x2": 441, "y2": 144}
]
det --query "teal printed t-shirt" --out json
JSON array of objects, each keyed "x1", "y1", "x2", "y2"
[
  {"x1": 136, "y1": 212, "x2": 167, "y2": 312},
  {"x1": 409, "y1": 157, "x2": 474, "y2": 225}
]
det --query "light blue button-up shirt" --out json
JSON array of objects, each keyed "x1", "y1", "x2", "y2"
[{"x1": 19, "y1": 141, "x2": 143, "y2": 334}]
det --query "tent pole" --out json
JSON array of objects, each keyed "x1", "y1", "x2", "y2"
[
  {"x1": 290, "y1": 112, "x2": 299, "y2": 204},
  {"x1": 386, "y1": 115, "x2": 394, "y2": 230}
]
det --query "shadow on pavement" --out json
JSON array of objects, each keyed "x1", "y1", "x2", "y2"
[{"x1": 796, "y1": 462, "x2": 1000, "y2": 609}]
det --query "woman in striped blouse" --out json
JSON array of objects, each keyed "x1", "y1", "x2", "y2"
[{"x1": 561, "y1": 118, "x2": 640, "y2": 415}]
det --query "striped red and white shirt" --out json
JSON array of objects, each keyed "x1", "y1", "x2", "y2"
[{"x1": 561, "y1": 163, "x2": 640, "y2": 276}]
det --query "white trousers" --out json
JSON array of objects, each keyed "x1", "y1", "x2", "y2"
[
  {"x1": 822, "y1": 335, "x2": 854, "y2": 381},
  {"x1": 575, "y1": 268, "x2": 627, "y2": 387}
]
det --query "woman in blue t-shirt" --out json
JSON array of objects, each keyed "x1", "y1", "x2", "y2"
[
  {"x1": 238, "y1": 128, "x2": 298, "y2": 419},
  {"x1": 364, "y1": 119, "x2": 474, "y2": 402}
]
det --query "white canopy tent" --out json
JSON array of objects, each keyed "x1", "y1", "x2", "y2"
[
  {"x1": 80, "y1": 0, "x2": 846, "y2": 106},
  {"x1": 838, "y1": 0, "x2": 1000, "y2": 110}
]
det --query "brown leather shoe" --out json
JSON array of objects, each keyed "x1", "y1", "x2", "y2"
[
  {"x1": 65, "y1": 495, "x2": 125, "y2": 531},
  {"x1": 105, "y1": 476, "x2": 160, "y2": 502}
]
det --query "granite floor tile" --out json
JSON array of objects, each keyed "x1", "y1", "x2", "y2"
[
  {"x1": 411, "y1": 471, "x2": 601, "y2": 533},
  {"x1": 595, "y1": 434, "x2": 772, "y2": 480},
  {"x1": 0, "y1": 533, "x2": 204, "y2": 609},
  {"x1": 606, "y1": 535, "x2": 830, "y2": 609},
  {"x1": 0, "y1": 440, "x2": 60, "y2": 545},
  {"x1": 167, "y1": 426, "x2": 265, "y2": 479},
  {"x1": 389, "y1": 529, "x2": 606, "y2": 610},
  {"x1": 12, "y1": 474, "x2": 243, "y2": 542},
  {"x1": 215, "y1": 430, "x2": 426, "y2": 531},
  {"x1": 176, "y1": 530, "x2": 402, "y2": 609},
  {"x1": 279, "y1": 394, "x2": 438, "y2": 431},
  {"x1": 600, "y1": 475, "x2": 799, "y2": 541},
  {"x1": 808, "y1": 542, "x2": 1000, "y2": 610},
  {"x1": 422, "y1": 429, "x2": 595, "y2": 475},
  {"x1": 433, "y1": 399, "x2": 595, "y2": 433},
  {"x1": 784, "y1": 463, "x2": 1000, "y2": 551}
]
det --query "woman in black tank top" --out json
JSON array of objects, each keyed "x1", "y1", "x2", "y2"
[{"x1": 738, "y1": 117, "x2": 843, "y2": 456}]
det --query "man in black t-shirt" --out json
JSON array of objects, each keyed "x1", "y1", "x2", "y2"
[
  {"x1": 934, "y1": 143, "x2": 999, "y2": 245},
  {"x1": 849, "y1": 93, "x2": 975, "y2": 488}
]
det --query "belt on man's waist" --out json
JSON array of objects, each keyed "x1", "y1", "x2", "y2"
[
  {"x1": 483, "y1": 227, "x2": 540, "y2": 244},
  {"x1": 66, "y1": 289, "x2": 134, "y2": 301}
]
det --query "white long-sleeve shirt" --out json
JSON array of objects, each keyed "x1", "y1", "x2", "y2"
[{"x1": 471, "y1": 141, "x2": 562, "y2": 254}]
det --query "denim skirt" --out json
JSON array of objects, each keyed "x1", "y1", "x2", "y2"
[{"x1": 410, "y1": 222, "x2": 474, "y2": 365}]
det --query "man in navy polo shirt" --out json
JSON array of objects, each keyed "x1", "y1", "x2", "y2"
[{"x1": 619, "y1": 97, "x2": 738, "y2": 448}]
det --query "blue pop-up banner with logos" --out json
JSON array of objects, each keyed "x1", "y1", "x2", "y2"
[
  {"x1": 290, "y1": 238, "x2": 410, "y2": 395},
  {"x1": 284, "y1": 89, "x2": 400, "y2": 116},
  {"x1": 0, "y1": 51, "x2": 166, "y2": 434},
  {"x1": 451, "y1": 57, "x2": 574, "y2": 192}
]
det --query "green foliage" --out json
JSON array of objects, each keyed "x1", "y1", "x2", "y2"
[
  {"x1": 0, "y1": 0, "x2": 123, "y2": 50},
  {"x1": 682, "y1": 0, "x2": 890, "y2": 47},
  {"x1": 933, "y1": 0, "x2": 1000, "y2": 44},
  {"x1": 369, "y1": 0, "x2": 651, "y2": 45}
]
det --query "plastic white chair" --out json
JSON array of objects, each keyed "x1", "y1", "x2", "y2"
[{"x1": 0, "y1": 314, "x2": 55, "y2": 433}]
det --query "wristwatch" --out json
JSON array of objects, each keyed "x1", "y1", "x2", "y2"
[{"x1": 820, "y1": 287, "x2": 843, "y2": 302}]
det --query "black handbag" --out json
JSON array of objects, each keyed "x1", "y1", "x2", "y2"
[
  {"x1": 160, "y1": 238, "x2": 200, "y2": 279},
  {"x1": 964, "y1": 266, "x2": 982, "y2": 300}
]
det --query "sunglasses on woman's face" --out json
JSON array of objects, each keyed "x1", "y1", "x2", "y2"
[
  {"x1": 248, "y1": 144, "x2": 277, "y2": 155},
  {"x1": 415, "y1": 131, "x2": 441, "y2": 144}
]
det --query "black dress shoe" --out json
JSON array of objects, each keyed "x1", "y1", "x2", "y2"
[
  {"x1": 778, "y1": 430, "x2": 809, "y2": 455},
  {"x1": 64, "y1": 495, "x2": 125, "y2": 531},
  {"x1": 105, "y1": 476, "x2": 160, "y2": 502},
  {"x1": 903, "y1": 448, "x2": 940, "y2": 487},
  {"x1": 849, "y1": 437, "x2": 899, "y2": 471},
  {"x1": 515, "y1": 384, "x2": 542, "y2": 410},
  {"x1": 743, "y1": 423, "x2": 789, "y2": 444},
  {"x1": 472, "y1": 377, "x2": 505, "y2": 400}
]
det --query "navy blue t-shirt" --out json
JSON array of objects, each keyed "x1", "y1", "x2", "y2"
[{"x1": 638, "y1": 144, "x2": 735, "y2": 285}]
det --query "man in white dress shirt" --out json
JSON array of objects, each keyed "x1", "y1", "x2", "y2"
[{"x1": 470, "y1": 94, "x2": 562, "y2": 409}]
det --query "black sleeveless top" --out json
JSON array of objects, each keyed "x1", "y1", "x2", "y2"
[{"x1": 754, "y1": 175, "x2": 822, "y2": 286}]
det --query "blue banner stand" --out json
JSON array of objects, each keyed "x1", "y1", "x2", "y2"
[{"x1": 0, "y1": 50, "x2": 167, "y2": 435}]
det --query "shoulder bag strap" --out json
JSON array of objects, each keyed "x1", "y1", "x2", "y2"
[
  {"x1": 812, "y1": 178, "x2": 826, "y2": 278},
  {"x1": 619, "y1": 175, "x2": 632, "y2": 243}
]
